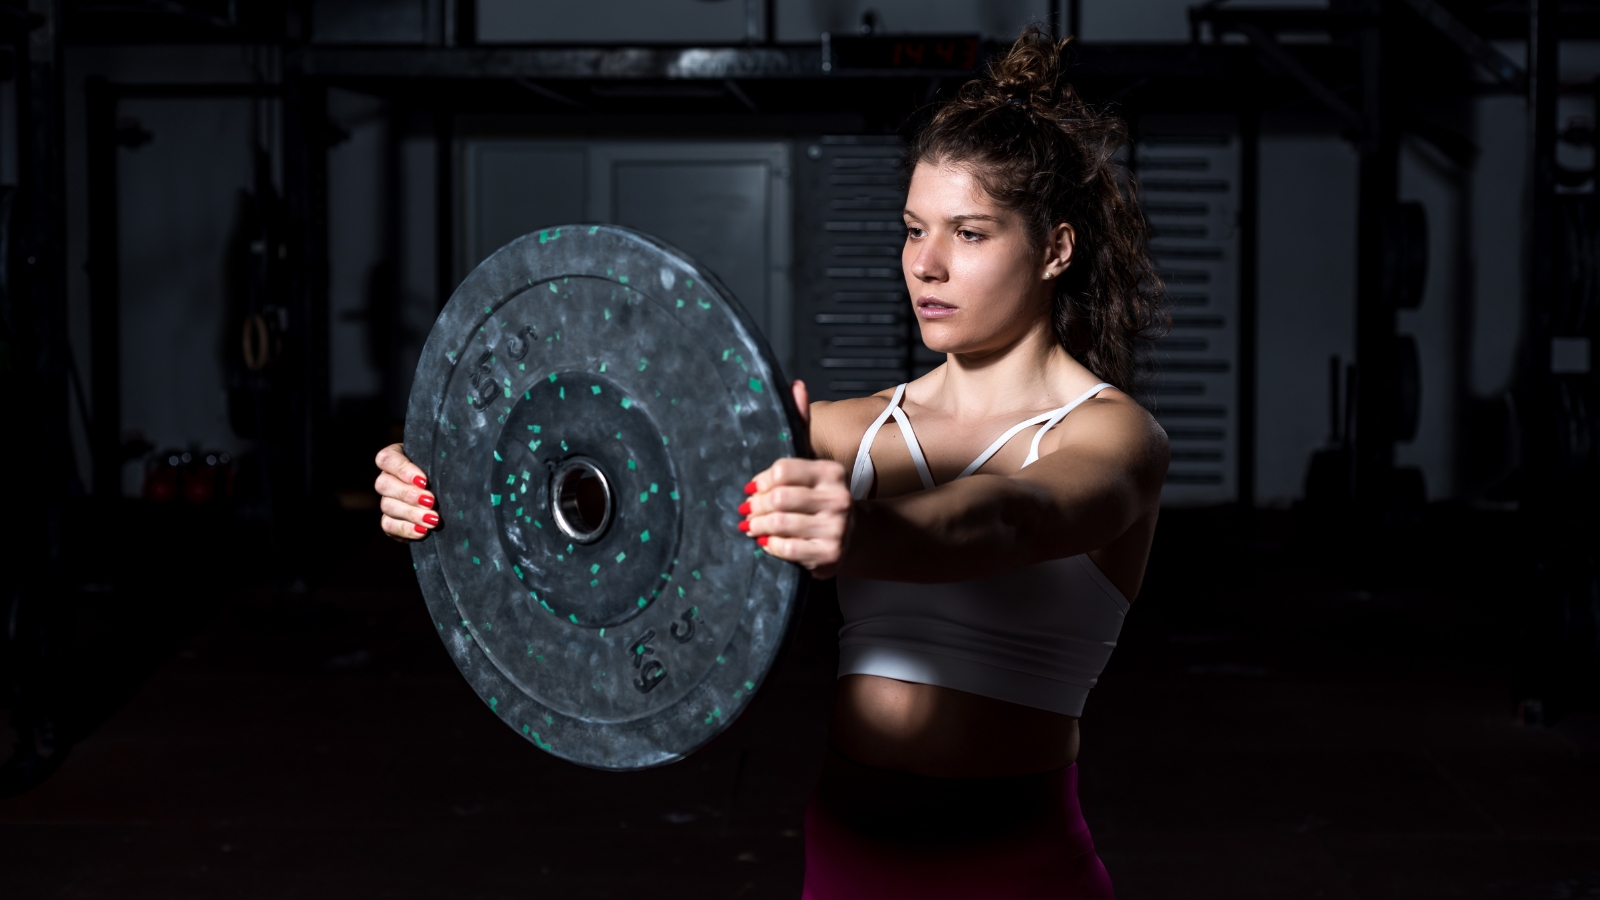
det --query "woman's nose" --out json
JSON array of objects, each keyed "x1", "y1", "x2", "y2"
[{"x1": 910, "y1": 245, "x2": 946, "y2": 281}]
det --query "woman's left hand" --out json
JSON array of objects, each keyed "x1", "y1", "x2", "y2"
[
  {"x1": 741, "y1": 457, "x2": 853, "y2": 578},
  {"x1": 739, "y1": 380, "x2": 853, "y2": 579}
]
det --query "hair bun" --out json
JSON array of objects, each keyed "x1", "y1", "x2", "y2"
[{"x1": 984, "y1": 26, "x2": 1066, "y2": 107}]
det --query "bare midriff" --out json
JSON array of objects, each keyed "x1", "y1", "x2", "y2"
[
  {"x1": 826, "y1": 526, "x2": 1152, "y2": 779},
  {"x1": 829, "y1": 675, "x2": 1081, "y2": 778}
]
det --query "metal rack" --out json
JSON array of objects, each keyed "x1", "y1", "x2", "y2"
[
  {"x1": 0, "y1": 0, "x2": 1591, "y2": 793},
  {"x1": 44, "y1": 2, "x2": 1600, "y2": 515}
]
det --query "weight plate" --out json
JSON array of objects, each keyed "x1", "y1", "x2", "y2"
[{"x1": 404, "y1": 225, "x2": 806, "y2": 770}]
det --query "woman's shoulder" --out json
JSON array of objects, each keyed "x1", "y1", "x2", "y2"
[
  {"x1": 1037, "y1": 386, "x2": 1170, "y2": 481},
  {"x1": 806, "y1": 388, "x2": 897, "y2": 464}
]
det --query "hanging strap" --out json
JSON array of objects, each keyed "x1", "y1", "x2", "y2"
[{"x1": 848, "y1": 384, "x2": 908, "y2": 500}]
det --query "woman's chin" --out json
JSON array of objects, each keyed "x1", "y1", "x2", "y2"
[
  {"x1": 916, "y1": 325, "x2": 1018, "y2": 360},
  {"x1": 915, "y1": 328, "x2": 968, "y2": 357}
]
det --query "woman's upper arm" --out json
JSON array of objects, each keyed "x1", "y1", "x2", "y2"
[
  {"x1": 806, "y1": 398, "x2": 869, "y2": 466},
  {"x1": 806, "y1": 399, "x2": 837, "y2": 462},
  {"x1": 1011, "y1": 400, "x2": 1169, "y2": 554}
]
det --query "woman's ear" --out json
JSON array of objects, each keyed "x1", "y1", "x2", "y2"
[{"x1": 1042, "y1": 223, "x2": 1075, "y2": 280}]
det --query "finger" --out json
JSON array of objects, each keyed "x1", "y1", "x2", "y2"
[
  {"x1": 380, "y1": 513, "x2": 428, "y2": 541},
  {"x1": 753, "y1": 457, "x2": 846, "y2": 491},
  {"x1": 756, "y1": 535, "x2": 841, "y2": 571},
  {"x1": 745, "y1": 484, "x2": 849, "y2": 517},
  {"x1": 745, "y1": 511, "x2": 846, "y2": 542},
  {"x1": 375, "y1": 443, "x2": 430, "y2": 491},
  {"x1": 791, "y1": 380, "x2": 811, "y2": 426},
  {"x1": 381, "y1": 496, "x2": 440, "y2": 531},
  {"x1": 374, "y1": 471, "x2": 436, "y2": 509}
]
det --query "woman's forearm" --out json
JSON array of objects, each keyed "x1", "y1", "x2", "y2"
[{"x1": 839, "y1": 475, "x2": 1069, "y2": 583}]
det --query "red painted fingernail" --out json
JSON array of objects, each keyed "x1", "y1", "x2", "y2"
[
  {"x1": 419, "y1": 494, "x2": 435, "y2": 509},
  {"x1": 738, "y1": 501, "x2": 751, "y2": 515},
  {"x1": 744, "y1": 480, "x2": 758, "y2": 495},
  {"x1": 414, "y1": 523, "x2": 428, "y2": 534},
  {"x1": 423, "y1": 513, "x2": 440, "y2": 526},
  {"x1": 413, "y1": 475, "x2": 428, "y2": 489},
  {"x1": 738, "y1": 520, "x2": 751, "y2": 533},
  {"x1": 756, "y1": 535, "x2": 770, "y2": 547}
]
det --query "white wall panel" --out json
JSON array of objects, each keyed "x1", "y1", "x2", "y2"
[
  {"x1": 463, "y1": 140, "x2": 794, "y2": 372},
  {"x1": 327, "y1": 91, "x2": 388, "y2": 403},
  {"x1": 1469, "y1": 96, "x2": 1525, "y2": 398},
  {"x1": 1253, "y1": 127, "x2": 1358, "y2": 506}
]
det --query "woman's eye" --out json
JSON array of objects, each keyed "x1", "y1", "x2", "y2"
[
  {"x1": 957, "y1": 229, "x2": 982, "y2": 242},
  {"x1": 905, "y1": 226, "x2": 924, "y2": 239}
]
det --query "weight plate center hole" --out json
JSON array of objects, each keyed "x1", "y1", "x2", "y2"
[{"x1": 552, "y1": 458, "x2": 612, "y2": 544}]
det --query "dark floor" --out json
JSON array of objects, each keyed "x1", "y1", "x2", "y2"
[{"x1": 2, "y1": 507, "x2": 1598, "y2": 899}]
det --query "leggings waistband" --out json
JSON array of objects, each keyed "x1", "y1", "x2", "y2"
[{"x1": 814, "y1": 745, "x2": 1085, "y2": 843}]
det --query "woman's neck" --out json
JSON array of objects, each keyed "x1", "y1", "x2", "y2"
[{"x1": 923, "y1": 317, "x2": 1092, "y2": 420}]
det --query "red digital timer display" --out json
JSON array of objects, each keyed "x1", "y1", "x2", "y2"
[{"x1": 829, "y1": 35, "x2": 982, "y2": 71}]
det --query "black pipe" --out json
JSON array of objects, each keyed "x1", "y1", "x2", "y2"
[
  {"x1": 435, "y1": 110, "x2": 453, "y2": 309},
  {"x1": 1237, "y1": 107, "x2": 1259, "y2": 510},
  {"x1": 282, "y1": 66, "x2": 332, "y2": 546},
  {"x1": 84, "y1": 77, "x2": 119, "y2": 501},
  {"x1": 1351, "y1": 9, "x2": 1402, "y2": 508}
]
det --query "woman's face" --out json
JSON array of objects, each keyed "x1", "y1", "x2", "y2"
[{"x1": 902, "y1": 161, "x2": 1059, "y2": 357}]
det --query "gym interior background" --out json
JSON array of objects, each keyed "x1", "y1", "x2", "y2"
[{"x1": 1, "y1": 0, "x2": 1597, "y2": 897}]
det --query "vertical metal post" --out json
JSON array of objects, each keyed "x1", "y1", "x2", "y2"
[
  {"x1": 1237, "y1": 109, "x2": 1259, "y2": 510},
  {"x1": 455, "y1": 0, "x2": 475, "y2": 46},
  {"x1": 1522, "y1": 0, "x2": 1557, "y2": 496},
  {"x1": 1513, "y1": 0, "x2": 1575, "y2": 725},
  {"x1": 1351, "y1": 4, "x2": 1401, "y2": 508},
  {"x1": 282, "y1": 61, "x2": 330, "y2": 523},
  {"x1": 4, "y1": 0, "x2": 74, "y2": 780},
  {"x1": 435, "y1": 110, "x2": 454, "y2": 308},
  {"x1": 23, "y1": 0, "x2": 71, "y2": 540},
  {"x1": 84, "y1": 77, "x2": 120, "y2": 500}
]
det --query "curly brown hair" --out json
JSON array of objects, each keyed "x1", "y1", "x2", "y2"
[{"x1": 906, "y1": 25, "x2": 1167, "y2": 390}]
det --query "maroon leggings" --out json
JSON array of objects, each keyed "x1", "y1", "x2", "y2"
[{"x1": 803, "y1": 749, "x2": 1115, "y2": 899}]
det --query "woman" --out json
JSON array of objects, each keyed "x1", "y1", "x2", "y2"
[{"x1": 375, "y1": 27, "x2": 1167, "y2": 898}]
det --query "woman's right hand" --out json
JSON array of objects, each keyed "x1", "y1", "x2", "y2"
[{"x1": 374, "y1": 443, "x2": 440, "y2": 540}]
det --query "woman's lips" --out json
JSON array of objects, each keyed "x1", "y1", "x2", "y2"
[{"x1": 916, "y1": 297, "x2": 958, "y2": 319}]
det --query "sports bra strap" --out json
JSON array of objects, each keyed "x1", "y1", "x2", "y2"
[
  {"x1": 1022, "y1": 382, "x2": 1114, "y2": 468},
  {"x1": 849, "y1": 384, "x2": 906, "y2": 500},
  {"x1": 849, "y1": 381, "x2": 1114, "y2": 498},
  {"x1": 955, "y1": 410, "x2": 1059, "y2": 479},
  {"x1": 889, "y1": 405, "x2": 936, "y2": 491},
  {"x1": 957, "y1": 382, "x2": 1114, "y2": 477}
]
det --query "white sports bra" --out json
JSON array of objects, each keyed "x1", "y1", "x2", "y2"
[{"x1": 835, "y1": 381, "x2": 1128, "y2": 718}]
